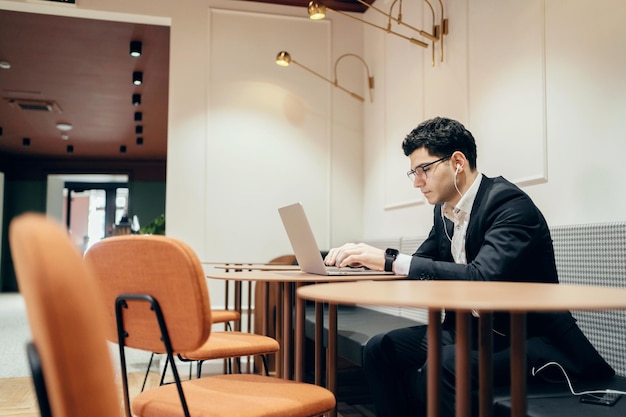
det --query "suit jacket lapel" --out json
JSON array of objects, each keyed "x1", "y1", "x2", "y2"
[{"x1": 465, "y1": 176, "x2": 494, "y2": 261}]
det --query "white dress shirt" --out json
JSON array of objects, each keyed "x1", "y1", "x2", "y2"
[{"x1": 393, "y1": 173, "x2": 483, "y2": 275}]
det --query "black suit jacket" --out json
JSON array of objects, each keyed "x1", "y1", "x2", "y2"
[{"x1": 408, "y1": 175, "x2": 614, "y2": 379}]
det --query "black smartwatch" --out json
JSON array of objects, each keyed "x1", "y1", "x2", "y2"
[{"x1": 384, "y1": 248, "x2": 399, "y2": 272}]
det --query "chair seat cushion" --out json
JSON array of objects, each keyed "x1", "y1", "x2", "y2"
[
  {"x1": 180, "y1": 332, "x2": 279, "y2": 360},
  {"x1": 133, "y1": 373, "x2": 336, "y2": 417}
]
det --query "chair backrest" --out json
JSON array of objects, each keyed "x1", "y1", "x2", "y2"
[
  {"x1": 84, "y1": 234, "x2": 212, "y2": 354},
  {"x1": 8, "y1": 213, "x2": 121, "y2": 417},
  {"x1": 268, "y1": 254, "x2": 297, "y2": 265}
]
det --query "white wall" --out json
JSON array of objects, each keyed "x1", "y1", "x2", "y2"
[
  {"x1": 3, "y1": 0, "x2": 625, "y2": 299},
  {"x1": 362, "y1": 0, "x2": 626, "y2": 240},
  {"x1": 0, "y1": 0, "x2": 364, "y2": 308}
]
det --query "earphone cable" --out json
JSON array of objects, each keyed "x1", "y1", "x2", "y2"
[{"x1": 531, "y1": 361, "x2": 626, "y2": 398}]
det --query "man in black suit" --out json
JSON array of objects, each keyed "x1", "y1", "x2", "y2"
[{"x1": 324, "y1": 117, "x2": 613, "y2": 417}]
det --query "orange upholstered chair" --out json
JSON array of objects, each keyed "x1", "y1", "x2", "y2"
[
  {"x1": 84, "y1": 236, "x2": 279, "y2": 382},
  {"x1": 9, "y1": 213, "x2": 122, "y2": 417},
  {"x1": 83, "y1": 231, "x2": 335, "y2": 417},
  {"x1": 10, "y1": 213, "x2": 336, "y2": 417}
]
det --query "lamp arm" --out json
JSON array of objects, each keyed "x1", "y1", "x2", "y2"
[
  {"x1": 329, "y1": 7, "x2": 428, "y2": 48},
  {"x1": 355, "y1": 0, "x2": 438, "y2": 42},
  {"x1": 438, "y1": 0, "x2": 448, "y2": 62},
  {"x1": 292, "y1": 59, "x2": 365, "y2": 102},
  {"x1": 424, "y1": 0, "x2": 437, "y2": 66},
  {"x1": 334, "y1": 53, "x2": 374, "y2": 103}
]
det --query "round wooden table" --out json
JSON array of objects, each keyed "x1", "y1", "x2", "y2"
[
  {"x1": 298, "y1": 280, "x2": 626, "y2": 417},
  {"x1": 207, "y1": 269, "x2": 399, "y2": 417}
]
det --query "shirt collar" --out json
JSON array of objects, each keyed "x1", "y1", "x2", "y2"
[{"x1": 443, "y1": 173, "x2": 483, "y2": 222}]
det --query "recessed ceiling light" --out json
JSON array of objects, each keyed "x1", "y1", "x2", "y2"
[
  {"x1": 130, "y1": 41, "x2": 142, "y2": 58},
  {"x1": 0, "y1": 60, "x2": 10, "y2": 70},
  {"x1": 61, "y1": 134, "x2": 69, "y2": 140},
  {"x1": 133, "y1": 71, "x2": 143, "y2": 86},
  {"x1": 56, "y1": 122, "x2": 73, "y2": 132}
]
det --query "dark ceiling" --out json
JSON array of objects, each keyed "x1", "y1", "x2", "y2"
[
  {"x1": 0, "y1": 9, "x2": 170, "y2": 161},
  {"x1": 0, "y1": 1, "x2": 368, "y2": 162}
]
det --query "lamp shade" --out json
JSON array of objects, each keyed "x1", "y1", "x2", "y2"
[
  {"x1": 276, "y1": 51, "x2": 291, "y2": 66},
  {"x1": 308, "y1": 1, "x2": 326, "y2": 20}
]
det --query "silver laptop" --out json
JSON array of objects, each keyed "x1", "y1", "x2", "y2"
[{"x1": 278, "y1": 202, "x2": 394, "y2": 276}]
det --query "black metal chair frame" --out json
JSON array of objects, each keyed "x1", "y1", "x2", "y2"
[
  {"x1": 115, "y1": 293, "x2": 273, "y2": 417},
  {"x1": 26, "y1": 342, "x2": 52, "y2": 417},
  {"x1": 115, "y1": 293, "x2": 192, "y2": 417}
]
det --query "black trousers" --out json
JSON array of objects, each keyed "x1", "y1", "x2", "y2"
[{"x1": 363, "y1": 325, "x2": 514, "y2": 417}]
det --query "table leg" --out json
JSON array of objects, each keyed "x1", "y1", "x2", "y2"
[
  {"x1": 224, "y1": 280, "x2": 230, "y2": 374},
  {"x1": 427, "y1": 310, "x2": 442, "y2": 417},
  {"x1": 456, "y1": 311, "x2": 472, "y2": 417},
  {"x1": 315, "y1": 302, "x2": 324, "y2": 386},
  {"x1": 275, "y1": 283, "x2": 283, "y2": 378},
  {"x1": 282, "y1": 282, "x2": 293, "y2": 379},
  {"x1": 327, "y1": 303, "x2": 338, "y2": 417},
  {"x1": 478, "y1": 312, "x2": 493, "y2": 417},
  {"x1": 246, "y1": 280, "x2": 253, "y2": 373},
  {"x1": 295, "y1": 283, "x2": 305, "y2": 382},
  {"x1": 262, "y1": 282, "x2": 269, "y2": 336},
  {"x1": 510, "y1": 313, "x2": 526, "y2": 417},
  {"x1": 234, "y1": 280, "x2": 242, "y2": 373},
  {"x1": 234, "y1": 280, "x2": 242, "y2": 331}
]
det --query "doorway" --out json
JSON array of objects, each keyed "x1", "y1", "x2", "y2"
[{"x1": 47, "y1": 174, "x2": 129, "y2": 253}]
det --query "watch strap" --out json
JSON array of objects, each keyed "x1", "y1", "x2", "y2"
[{"x1": 384, "y1": 248, "x2": 399, "y2": 272}]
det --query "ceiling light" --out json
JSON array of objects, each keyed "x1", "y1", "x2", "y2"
[
  {"x1": 120, "y1": 145, "x2": 127, "y2": 154},
  {"x1": 135, "y1": 125, "x2": 143, "y2": 134},
  {"x1": 136, "y1": 137, "x2": 144, "y2": 145},
  {"x1": 0, "y1": 60, "x2": 11, "y2": 70},
  {"x1": 133, "y1": 71, "x2": 143, "y2": 86},
  {"x1": 56, "y1": 122, "x2": 73, "y2": 132},
  {"x1": 130, "y1": 41, "x2": 142, "y2": 58},
  {"x1": 275, "y1": 51, "x2": 375, "y2": 103},
  {"x1": 132, "y1": 94, "x2": 141, "y2": 106},
  {"x1": 23, "y1": 138, "x2": 30, "y2": 147},
  {"x1": 61, "y1": 134, "x2": 69, "y2": 140},
  {"x1": 67, "y1": 145, "x2": 74, "y2": 154},
  {"x1": 134, "y1": 111, "x2": 142, "y2": 121}
]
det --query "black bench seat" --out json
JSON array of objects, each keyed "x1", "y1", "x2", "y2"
[
  {"x1": 493, "y1": 376, "x2": 626, "y2": 416},
  {"x1": 303, "y1": 304, "x2": 425, "y2": 367}
]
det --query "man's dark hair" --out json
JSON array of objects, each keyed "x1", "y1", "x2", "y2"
[{"x1": 401, "y1": 117, "x2": 478, "y2": 169}]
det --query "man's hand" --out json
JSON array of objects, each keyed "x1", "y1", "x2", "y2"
[{"x1": 324, "y1": 243, "x2": 385, "y2": 271}]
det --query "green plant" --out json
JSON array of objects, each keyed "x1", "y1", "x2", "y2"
[{"x1": 139, "y1": 214, "x2": 165, "y2": 235}]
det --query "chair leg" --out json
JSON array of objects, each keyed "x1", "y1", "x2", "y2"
[
  {"x1": 196, "y1": 360, "x2": 204, "y2": 379},
  {"x1": 160, "y1": 355, "x2": 169, "y2": 386},
  {"x1": 261, "y1": 355, "x2": 270, "y2": 376},
  {"x1": 142, "y1": 352, "x2": 156, "y2": 392}
]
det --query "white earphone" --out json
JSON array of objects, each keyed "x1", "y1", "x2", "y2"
[{"x1": 453, "y1": 163, "x2": 462, "y2": 197}]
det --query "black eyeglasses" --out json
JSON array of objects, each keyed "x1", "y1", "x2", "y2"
[{"x1": 407, "y1": 155, "x2": 451, "y2": 182}]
